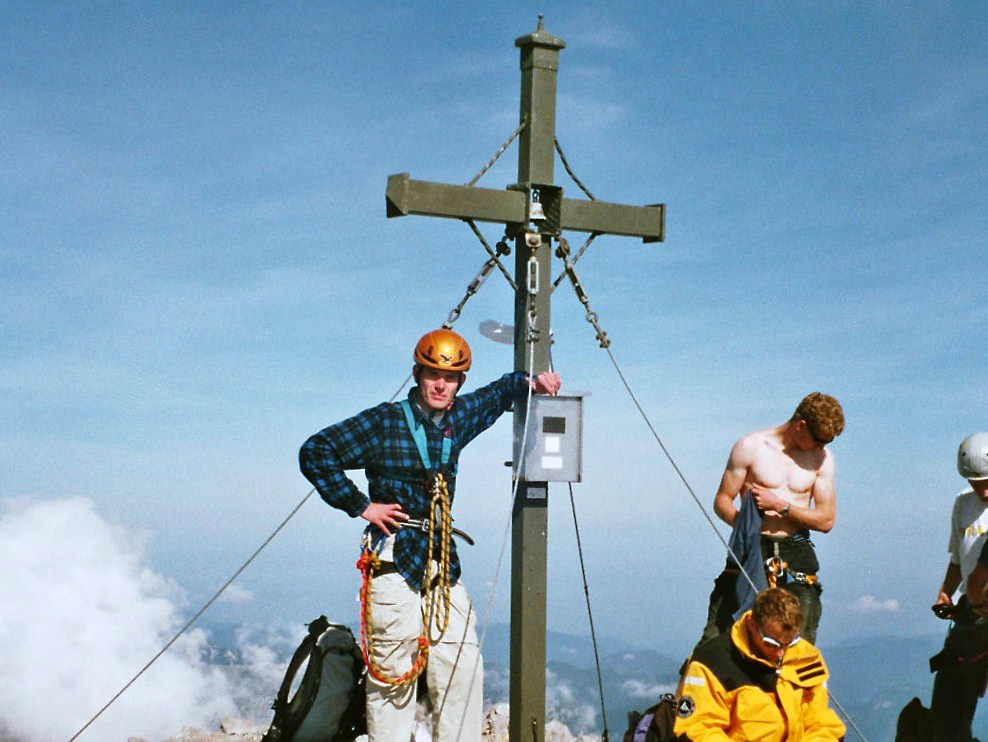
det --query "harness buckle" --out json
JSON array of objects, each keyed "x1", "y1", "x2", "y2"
[
  {"x1": 788, "y1": 570, "x2": 818, "y2": 586},
  {"x1": 404, "y1": 517, "x2": 475, "y2": 546}
]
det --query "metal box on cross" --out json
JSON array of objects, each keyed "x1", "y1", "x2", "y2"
[{"x1": 519, "y1": 394, "x2": 584, "y2": 483}]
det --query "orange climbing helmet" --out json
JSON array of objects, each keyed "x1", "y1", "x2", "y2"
[{"x1": 413, "y1": 328, "x2": 472, "y2": 372}]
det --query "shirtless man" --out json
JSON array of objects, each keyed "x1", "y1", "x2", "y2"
[{"x1": 697, "y1": 393, "x2": 845, "y2": 646}]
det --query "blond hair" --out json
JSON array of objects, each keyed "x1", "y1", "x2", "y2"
[{"x1": 752, "y1": 588, "x2": 803, "y2": 634}]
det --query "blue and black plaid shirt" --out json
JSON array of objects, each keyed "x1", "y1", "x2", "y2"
[{"x1": 300, "y1": 371, "x2": 529, "y2": 588}]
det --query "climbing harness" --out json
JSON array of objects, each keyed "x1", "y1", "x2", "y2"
[
  {"x1": 404, "y1": 516, "x2": 475, "y2": 546},
  {"x1": 356, "y1": 401, "x2": 457, "y2": 687},
  {"x1": 400, "y1": 399, "x2": 452, "y2": 470},
  {"x1": 357, "y1": 472, "x2": 455, "y2": 686},
  {"x1": 764, "y1": 537, "x2": 819, "y2": 588}
]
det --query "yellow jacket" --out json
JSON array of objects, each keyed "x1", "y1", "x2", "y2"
[{"x1": 674, "y1": 611, "x2": 845, "y2": 741}]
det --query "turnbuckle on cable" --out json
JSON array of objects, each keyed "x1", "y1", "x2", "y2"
[
  {"x1": 555, "y1": 237, "x2": 611, "y2": 348},
  {"x1": 443, "y1": 234, "x2": 513, "y2": 329}
]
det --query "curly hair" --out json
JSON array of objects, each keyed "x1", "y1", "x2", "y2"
[
  {"x1": 792, "y1": 392, "x2": 845, "y2": 441},
  {"x1": 752, "y1": 587, "x2": 803, "y2": 634}
]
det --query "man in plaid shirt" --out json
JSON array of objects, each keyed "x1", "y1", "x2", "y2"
[{"x1": 300, "y1": 328, "x2": 560, "y2": 742}]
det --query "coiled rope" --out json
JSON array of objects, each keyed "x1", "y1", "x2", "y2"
[{"x1": 356, "y1": 473, "x2": 454, "y2": 686}]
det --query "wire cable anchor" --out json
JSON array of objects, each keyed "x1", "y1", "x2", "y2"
[
  {"x1": 554, "y1": 237, "x2": 610, "y2": 348},
  {"x1": 444, "y1": 234, "x2": 513, "y2": 329}
]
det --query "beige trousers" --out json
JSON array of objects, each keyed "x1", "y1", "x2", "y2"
[{"x1": 364, "y1": 541, "x2": 483, "y2": 742}]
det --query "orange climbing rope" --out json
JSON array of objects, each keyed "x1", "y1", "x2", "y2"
[{"x1": 357, "y1": 473, "x2": 454, "y2": 686}]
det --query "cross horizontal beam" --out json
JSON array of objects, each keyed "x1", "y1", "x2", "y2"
[
  {"x1": 386, "y1": 173, "x2": 523, "y2": 224},
  {"x1": 386, "y1": 173, "x2": 665, "y2": 242}
]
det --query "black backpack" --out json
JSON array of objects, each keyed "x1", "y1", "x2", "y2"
[
  {"x1": 624, "y1": 694, "x2": 683, "y2": 742},
  {"x1": 261, "y1": 616, "x2": 366, "y2": 742},
  {"x1": 624, "y1": 693, "x2": 677, "y2": 742}
]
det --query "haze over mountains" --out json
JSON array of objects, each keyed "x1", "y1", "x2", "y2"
[
  {"x1": 6, "y1": 496, "x2": 986, "y2": 740},
  {"x1": 202, "y1": 618, "x2": 982, "y2": 741}
]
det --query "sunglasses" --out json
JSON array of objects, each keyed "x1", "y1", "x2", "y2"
[
  {"x1": 805, "y1": 421, "x2": 833, "y2": 447},
  {"x1": 756, "y1": 624, "x2": 801, "y2": 649}
]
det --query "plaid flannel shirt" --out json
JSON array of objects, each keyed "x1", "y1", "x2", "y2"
[{"x1": 300, "y1": 371, "x2": 529, "y2": 588}]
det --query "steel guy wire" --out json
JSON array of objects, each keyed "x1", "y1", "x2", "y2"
[
  {"x1": 568, "y1": 481, "x2": 611, "y2": 742},
  {"x1": 554, "y1": 238, "x2": 868, "y2": 742},
  {"x1": 444, "y1": 232, "x2": 514, "y2": 329},
  {"x1": 66, "y1": 352, "x2": 420, "y2": 740},
  {"x1": 457, "y1": 330, "x2": 540, "y2": 740},
  {"x1": 66, "y1": 488, "x2": 316, "y2": 742},
  {"x1": 552, "y1": 232, "x2": 599, "y2": 290},
  {"x1": 554, "y1": 138, "x2": 597, "y2": 201},
  {"x1": 467, "y1": 116, "x2": 528, "y2": 187},
  {"x1": 462, "y1": 220, "x2": 516, "y2": 288}
]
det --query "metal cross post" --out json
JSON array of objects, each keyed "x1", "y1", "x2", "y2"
[{"x1": 385, "y1": 17, "x2": 664, "y2": 741}]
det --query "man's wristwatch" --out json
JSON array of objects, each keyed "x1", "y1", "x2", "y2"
[{"x1": 780, "y1": 503, "x2": 791, "y2": 518}]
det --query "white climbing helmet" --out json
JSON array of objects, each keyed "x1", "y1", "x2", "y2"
[{"x1": 957, "y1": 432, "x2": 988, "y2": 481}]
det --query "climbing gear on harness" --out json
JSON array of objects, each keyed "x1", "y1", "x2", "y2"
[
  {"x1": 765, "y1": 555, "x2": 787, "y2": 589},
  {"x1": 355, "y1": 397, "x2": 459, "y2": 687},
  {"x1": 958, "y1": 432, "x2": 988, "y2": 481},
  {"x1": 404, "y1": 517, "x2": 475, "y2": 546},
  {"x1": 356, "y1": 547, "x2": 429, "y2": 687},
  {"x1": 765, "y1": 538, "x2": 787, "y2": 589},
  {"x1": 763, "y1": 536, "x2": 819, "y2": 589},
  {"x1": 356, "y1": 473, "x2": 455, "y2": 686},
  {"x1": 414, "y1": 328, "x2": 471, "y2": 372},
  {"x1": 763, "y1": 558, "x2": 818, "y2": 588},
  {"x1": 788, "y1": 569, "x2": 818, "y2": 586},
  {"x1": 422, "y1": 473, "x2": 454, "y2": 642}
]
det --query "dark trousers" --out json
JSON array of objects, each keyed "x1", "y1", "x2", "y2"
[
  {"x1": 930, "y1": 622, "x2": 988, "y2": 741},
  {"x1": 695, "y1": 534, "x2": 823, "y2": 650},
  {"x1": 761, "y1": 534, "x2": 822, "y2": 644},
  {"x1": 696, "y1": 567, "x2": 823, "y2": 646}
]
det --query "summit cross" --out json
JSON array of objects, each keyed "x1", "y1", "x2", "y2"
[{"x1": 385, "y1": 17, "x2": 665, "y2": 741}]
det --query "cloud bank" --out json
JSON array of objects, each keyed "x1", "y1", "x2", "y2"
[{"x1": 0, "y1": 497, "x2": 251, "y2": 740}]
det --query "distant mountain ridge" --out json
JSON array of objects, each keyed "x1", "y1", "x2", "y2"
[
  {"x1": 200, "y1": 617, "x2": 988, "y2": 740},
  {"x1": 478, "y1": 626, "x2": 988, "y2": 739}
]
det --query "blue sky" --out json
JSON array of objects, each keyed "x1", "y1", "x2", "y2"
[{"x1": 3, "y1": 0, "x2": 987, "y2": 684}]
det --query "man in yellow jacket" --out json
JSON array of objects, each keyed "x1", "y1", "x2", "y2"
[{"x1": 675, "y1": 587, "x2": 845, "y2": 741}]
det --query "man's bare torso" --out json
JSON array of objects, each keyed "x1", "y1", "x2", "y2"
[{"x1": 741, "y1": 428, "x2": 826, "y2": 537}]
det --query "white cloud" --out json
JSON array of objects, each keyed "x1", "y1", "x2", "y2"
[
  {"x1": 847, "y1": 595, "x2": 901, "y2": 614},
  {"x1": 0, "y1": 497, "x2": 281, "y2": 740},
  {"x1": 219, "y1": 583, "x2": 255, "y2": 606},
  {"x1": 622, "y1": 678, "x2": 677, "y2": 700},
  {"x1": 545, "y1": 668, "x2": 599, "y2": 734}
]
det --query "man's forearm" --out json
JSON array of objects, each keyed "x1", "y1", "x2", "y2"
[
  {"x1": 938, "y1": 562, "x2": 962, "y2": 601},
  {"x1": 781, "y1": 501, "x2": 835, "y2": 533}
]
